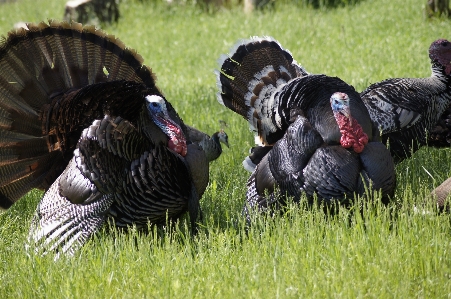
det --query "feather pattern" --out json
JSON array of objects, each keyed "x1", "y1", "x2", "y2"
[
  {"x1": 0, "y1": 21, "x2": 210, "y2": 256},
  {"x1": 216, "y1": 36, "x2": 308, "y2": 146},
  {"x1": 216, "y1": 37, "x2": 396, "y2": 222},
  {"x1": 361, "y1": 39, "x2": 451, "y2": 162}
]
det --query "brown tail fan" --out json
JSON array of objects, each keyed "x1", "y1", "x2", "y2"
[{"x1": 0, "y1": 20, "x2": 162, "y2": 209}]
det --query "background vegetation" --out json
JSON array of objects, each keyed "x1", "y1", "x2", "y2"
[{"x1": 1, "y1": 0, "x2": 451, "y2": 297}]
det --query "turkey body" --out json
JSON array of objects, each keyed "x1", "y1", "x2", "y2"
[
  {"x1": 216, "y1": 37, "x2": 396, "y2": 220},
  {"x1": 0, "y1": 21, "x2": 209, "y2": 256},
  {"x1": 361, "y1": 39, "x2": 451, "y2": 162},
  {"x1": 185, "y1": 125, "x2": 229, "y2": 162}
]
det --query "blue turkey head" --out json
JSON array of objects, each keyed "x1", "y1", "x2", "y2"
[
  {"x1": 146, "y1": 95, "x2": 169, "y2": 121},
  {"x1": 330, "y1": 92, "x2": 351, "y2": 118}
]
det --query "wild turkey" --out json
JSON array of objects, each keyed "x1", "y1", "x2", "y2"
[
  {"x1": 360, "y1": 39, "x2": 451, "y2": 162},
  {"x1": 185, "y1": 125, "x2": 229, "y2": 162},
  {"x1": 216, "y1": 37, "x2": 396, "y2": 220},
  {"x1": 0, "y1": 21, "x2": 212, "y2": 256}
]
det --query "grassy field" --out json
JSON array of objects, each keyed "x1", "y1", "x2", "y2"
[{"x1": 1, "y1": 0, "x2": 451, "y2": 297}]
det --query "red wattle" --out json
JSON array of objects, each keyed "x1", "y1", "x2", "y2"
[
  {"x1": 164, "y1": 120, "x2": 187, "y2": 156},
  {"x1": 168, "y1": 138, "x2": 187, "y2": 156},
  {"x1": 334, "y1": 113, "x2": 368, "y2": 153}
]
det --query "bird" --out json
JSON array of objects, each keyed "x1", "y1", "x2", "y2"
[
  {"x1": 0, "y1": 21, "x2": 211, "y2": 256},
  {"x1": 215, "y1": 37, "x2": 396, "y2": 220},
  {"x1": 185, "y1": 125, "x2": 229, "y2": 162},
  {"x1": 360, "y1": 39, "x2": 451, "y2": 163}
]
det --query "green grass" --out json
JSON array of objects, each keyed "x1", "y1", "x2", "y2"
[{"x1": 1, "y1": 0, "x2": 451, "y2": 297}]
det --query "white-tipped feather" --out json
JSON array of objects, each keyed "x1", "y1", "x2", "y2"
[
  {"x1": 276, "y1": 78, "x2": 288, "y2": 86},
  {"x1": 214, "y1": 70, "x2": 225, "y2": 106},
  {"x1": 28, "y1": 167, "x2": 113, "y2": 258},
  {"x1": 246, "y1": 108, "x2": 258, "y2": 133},
  {"x1": 254, "y1": 135, "x2": 264, "y2": 146},
  {"x1": 243, "y1": 91, "x2": 254, "y2": 107},
  {"x1": 278, "y1": 65, "x2": 290, "y2": 75},
  {"x1": 216, "y1": 54, "x2": 230, "y2": 69}
]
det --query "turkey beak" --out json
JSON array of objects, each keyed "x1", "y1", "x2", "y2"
[
  {"x1": 157, "y1": 115, "x2": 178, "y2": 130},
  {"x1": 341, "y1": 107, "x2": 351, "y2": 118},
  {"x1": 157, "y1": 115, "x2": 185, "y2": 140},
  {"x1": 153, "y1": 111, "x2": 166, "y2": 121}
]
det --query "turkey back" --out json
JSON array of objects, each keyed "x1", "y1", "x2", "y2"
[{"x1": 0, "y1": 21, "x2": 164, "y2": 209}]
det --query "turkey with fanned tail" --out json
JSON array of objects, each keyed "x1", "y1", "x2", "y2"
[
  {"x1": 360, "y1": 39, "x2": 451, "y2": 162},
  {"x1": 0, "y1": 21, "x2": 217, "y2": 256},
  {"x1": 215, "y1": 37, "x2": 396, "y2": 221}
]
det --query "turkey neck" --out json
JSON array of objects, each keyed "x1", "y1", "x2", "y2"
[
  {"x1": 210, "y1": 132, "x2": 223, "y2": 152},
  {"x1": 431, "y1": 60, "x2": 451, "y2": 83},
  {"x1": 429, "y1": 61, "x2": 451, "y2": 121},
  {"x1": 333, "y1": 112, "x2": 368, "y2": 153}
]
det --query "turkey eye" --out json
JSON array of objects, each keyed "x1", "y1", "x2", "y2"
[{"x1": 151, "y1": 102, "x2": 158, "y2": 107}]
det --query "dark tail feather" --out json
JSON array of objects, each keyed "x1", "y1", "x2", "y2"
[{"x1": 0, "y1": 151, "x2": 64, "y2": 208}]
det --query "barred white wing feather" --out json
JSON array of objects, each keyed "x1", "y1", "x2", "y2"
[{"x1": 28, "y1": 159, "x2": 114, "y2": 258}]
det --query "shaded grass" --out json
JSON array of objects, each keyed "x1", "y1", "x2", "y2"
[{"x1": 1, "y1": 0, "x2": 451, "y2": 297}]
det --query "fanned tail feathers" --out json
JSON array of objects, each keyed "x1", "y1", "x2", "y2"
[
  {"x1": 0, "y1": 20, "x2": 160, "y2": 209},
  {"x1": 215, "y1": 36, "x2": 308, "y2": 145}
]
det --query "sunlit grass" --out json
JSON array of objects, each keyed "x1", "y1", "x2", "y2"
[{"x1": 1, "y1": 0, "x2": 451, "y2": 297}]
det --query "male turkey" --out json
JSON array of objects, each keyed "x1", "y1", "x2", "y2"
[
  {"x1": 216, "y1": 37, "x2": 396, "y2": 220},
  {"x1": 0, "y1": 21, "x2": 214, "y2": 256},
  {"x1": 360, "y1": 39, "x2": 451, "y2": 162}
]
